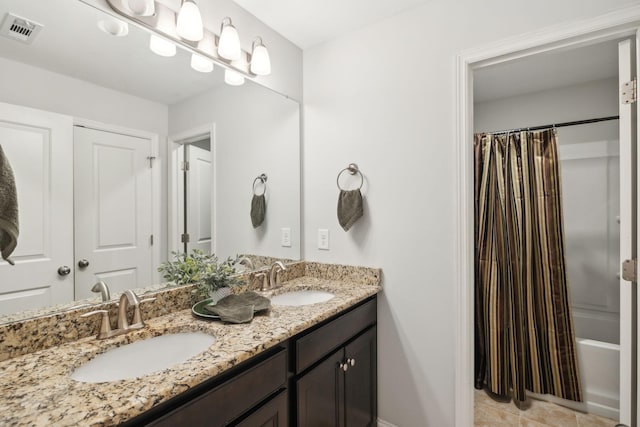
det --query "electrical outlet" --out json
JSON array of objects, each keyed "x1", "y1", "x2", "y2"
[
  {"x1": 318, "y1": 229, "x2": 329, "y2": 250},
  {"x1": 281, "y1": 227, "x2": 291, "y2": 247}
]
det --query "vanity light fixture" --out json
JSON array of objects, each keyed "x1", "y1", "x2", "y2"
[
  {"x1": 127, "y1": 0, "x2": 155, "y2": 16},
  {"x1": 224, "y1": 69, "x2": 245, "y2": 86},
  {"x1": 218, "y1": 17, "x2": 241, "y2": 61},
  {"x1": 176, "y1": 0, "x2": 204, "y2": 42},
  {"x1": 250, "y1": 37, "x2": 271, "y2": 76},
  {"x1": 149, "y1": 34, "x2": 176, "y2": 57},
  {"x1": 97, "y1": 18, "x2": 129, "y2": 37},
  {"x1": 191, "y1": 53, "x2": 213, "y2": 73}
]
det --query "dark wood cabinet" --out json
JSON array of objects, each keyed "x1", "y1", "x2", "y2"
[
  {"x1": 344, "y1": 327, "x2": 377, "y2": 427},
  {"x1": 296, "y1": 326, "x2": 377, "y2": 427},
  {"x1": 124, "y1": 296, "x2": 377, "y2": 427},
  {"x1": 236, "y1": 390, "x2": 288, "y2": 427},
  {"x1": 296, "y1": 349, "x2": 344, "y2": 427},
  {"x1": 294, "y1": 298, "x2": 377, "y2": 427}
]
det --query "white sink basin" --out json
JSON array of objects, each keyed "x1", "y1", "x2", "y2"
[
  {"x1": 71, "y1": 332, "x2": 215, "y2": 383},
  {"x1": 271, "y1": 290, "x2": 335, "y2": 306}
]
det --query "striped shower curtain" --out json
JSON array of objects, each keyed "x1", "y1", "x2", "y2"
[{"x1": 473, "y1": 129, "x2": 582, "y2": 403}]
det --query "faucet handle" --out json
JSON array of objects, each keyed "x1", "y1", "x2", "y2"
[
  {"x1": 131, "y1": 297, "x2": 156, "y2": 327},
  {"x1": 82, "y1": 310, "x2": 112, "y2": 339},
  {"x1": 254, "y1": 271, "x2": 269, "y2": 291}
]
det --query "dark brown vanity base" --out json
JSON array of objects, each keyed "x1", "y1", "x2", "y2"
[{"x1": 123, "y1": 296, "x2": 377, "y2": 427}]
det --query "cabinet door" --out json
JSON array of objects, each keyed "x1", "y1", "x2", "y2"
[
  {"x1": 235, "y1": 390, "x2": 287, "y2": 427},
  {"x1": 297, "y1": 350, "x2": 345, "y2": 427},
  {"x1": 344, "y1": 327, "x2": 377, "y2": 427}
]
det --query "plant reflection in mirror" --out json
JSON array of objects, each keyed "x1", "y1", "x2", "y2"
[{"x1": 157, "y1": 250, "x2": 244, "y2": 302}]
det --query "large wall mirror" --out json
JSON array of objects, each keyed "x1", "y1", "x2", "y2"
[{"x1": 0, "y1": 0, "x2": 300, "y2": 323}]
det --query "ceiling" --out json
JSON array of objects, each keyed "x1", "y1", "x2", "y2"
[
  {"x1": 474, "y1": 39, "x2": 620, "y2": 103},
  {"x1": 232, "y1": 0, "x2": 431, "y2": 49},
  {"x1": 0, "y1": 0, "x2": 226, "y2": 105}
]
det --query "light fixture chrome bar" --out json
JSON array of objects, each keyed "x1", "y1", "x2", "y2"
[{"x1": 104, "y1": 0, "x2": 256, "y2": 77}]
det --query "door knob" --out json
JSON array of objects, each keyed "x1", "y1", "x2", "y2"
[
  {"x1": 78, "y1": 259, "x2": 90, "y2": 268},
  {"x1": 339, "y1": 362, "x2": 349, "y2": 372},
  {"x1": 348, "y1": 358, "x2": 356, "y2": 367},
  {"x1": 57, "y1": 266, "x2": 71, "y2": 276}
]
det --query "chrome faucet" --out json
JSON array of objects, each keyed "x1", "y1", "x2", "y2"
[
  {"x1": 82, "y1": 289, "x2": 156, "y2": 340},
  {"x1": 91, "y1": 280, "x2": 111, "y2": 302},
  {"x1": 269, "y1": 261, "x2": 286, "y2": 289}
]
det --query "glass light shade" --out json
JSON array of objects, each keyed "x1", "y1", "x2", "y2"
[
  {"x1": 224, "y1": 69, "x2": 245, "y2": 86},
  {"x1": 97, "y1": 19, "x2": 129, "y2": 37},
  {"x1": 149, "y1": 34, "x2": 176, "y2": 57},
  {"x1": 176, "y1": 0, "x2": 204, "y2": 42},
  {"x1": 191, "y1": 53, "x2": 213, "y2": 73},
  {"x1": 218, "y1": 22, "x2": 241, "y2": 61},
  {"x1": 250, "y1": 44, "x2": 271, "y2": 76},
  {"x1": 128, "y1": 0, "x2": 155, "y2": 16}
]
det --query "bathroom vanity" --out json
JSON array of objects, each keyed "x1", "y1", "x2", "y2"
[{"x1": 0, "y1": 262, "x2": 381, "y2": 426}]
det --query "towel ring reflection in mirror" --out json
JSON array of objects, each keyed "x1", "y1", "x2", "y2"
[
  {"x1": 336, "y1": 163, "x2": 363, "y2": 190},
  {"x1": 253, "y1": 173, "x2": 268, "y2": 196}
]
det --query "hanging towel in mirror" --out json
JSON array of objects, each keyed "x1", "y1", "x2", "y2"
[
  {"x1": 0, "y1": 145, "x2": 18, "y2": 265},
  {"x1": 251, "y1": 194, "x2": 266, "y2": 228},
  {"x1": 337, "y1": 189, "x2": 363, "y2": 231}
]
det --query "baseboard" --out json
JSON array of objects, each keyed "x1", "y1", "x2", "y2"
[{"x1": 378, "y1": 418, "x2": 399, "y2": 427}]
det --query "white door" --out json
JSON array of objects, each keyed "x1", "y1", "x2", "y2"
[
  {"x1": 619, "y1": 36, "x2": 637, "y2": 426},
  {"x1": 186, "y1": 144, "x2": 212, "y2": 254},
  {"x1": 73, "y1": 126, "x2": 153, "y2": 299},
  {"x1": 0, "y1": 102, "x2": 73, "y2": 314}
]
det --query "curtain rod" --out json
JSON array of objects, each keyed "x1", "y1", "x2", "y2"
[{"x1": 487, "y1": 115, "x2": 620, "y2": 135}]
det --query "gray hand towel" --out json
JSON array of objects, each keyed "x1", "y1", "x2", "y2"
[
  {"x1": 337, "y1": 189, "x2": 363, "y2": 231},
  {"x1": 251, "y1": 194, "x2": 266, "y2": 228},
  {"x1": 0, "y1": 146, "x2": 18, "y2": 265}
]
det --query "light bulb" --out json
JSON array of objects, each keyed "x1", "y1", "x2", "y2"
[
  {"x1": 176, "y1": 0, "x2": 204, "y2": 42},
  {"x1": 149, "y1": 34, "x2": 176, "y2": 57},
  {"x1": 224, "y1": 69, "x2": 245, "y2": 86},
  {"x1": 191, "y1": 53, "x2": 213, "y2": 73},
  {"x1": 97, "y1": 18, "x2": 129, "y2": 37},
  {"x1": 218, "y1": 18, "x2": 241, "y2": 61},
  {"x1": 128, "y1": 0, "x2": 155, "y2": 16},
  {"x1": 250, "y1": 41, "x2": 271, "y2": 76}
]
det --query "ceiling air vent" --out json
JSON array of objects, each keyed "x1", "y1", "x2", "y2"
[{"x1": 0, "y1": 13, "x2": 43, "y2": 44}]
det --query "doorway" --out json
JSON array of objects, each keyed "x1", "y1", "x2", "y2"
[{"x1": 454, "y1": 14, "x2": 640, "y2": 427}]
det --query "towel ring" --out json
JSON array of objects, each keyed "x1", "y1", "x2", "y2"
[
  {"x1": 336, "y1": 163, "x2": 363, "y2": 191},
  {"x1": 253, "y1": 173, "x2": 267, "y2": 196}
]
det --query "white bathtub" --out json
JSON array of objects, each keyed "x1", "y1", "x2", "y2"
[{"x1": 530, "y1": 338, "x2": 619, "y2": 420}]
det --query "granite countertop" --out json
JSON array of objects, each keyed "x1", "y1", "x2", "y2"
[{"x1": 0, "y1": 275, "x2": 381, "y2": 426}]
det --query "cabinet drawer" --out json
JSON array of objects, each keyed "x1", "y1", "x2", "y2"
[
  {"x1": 295, "y1": 298, "x2": 376, "y2": 373},
  {"x1": 235, "y1": 389, "x2": 288, "y2": 427},
  {"x1": 148, "y1": 349, "x2": 287, "y2": 426}
]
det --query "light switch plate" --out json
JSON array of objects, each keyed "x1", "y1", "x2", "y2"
[
  {"x1": 281, "y1": 227, "x2": 291, "y2": 247},
  {"x1": 318, "y1": 229, "x2": 329, "y2": 250}
]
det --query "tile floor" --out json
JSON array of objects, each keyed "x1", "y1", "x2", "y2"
[{"x1": 474, "y1": 389, "x2": 618, "y2": 427}]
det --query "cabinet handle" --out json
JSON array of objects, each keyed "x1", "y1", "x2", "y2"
[
  {"x1": 339, "y1": 362, "x2": 349, "y2": 372},
  {"x1": 348, "y1": 358, "x2": 356, "y2": 367}
]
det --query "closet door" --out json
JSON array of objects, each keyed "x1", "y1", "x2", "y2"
[
  {"x1": 0, "y1": 102, "x2": 73, "y2": 314},
  {"x1": 73, "y1": 126, "x2": 153, "y2": 300},
  {"x1": 186, "y1": 144, "x2": 212, "y2": 254},
  {"x1": 619, "y1": 36, "x2": 638, "y2": 427}
]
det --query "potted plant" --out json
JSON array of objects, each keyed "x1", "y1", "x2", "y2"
[
  {"x1": 158, "y1": 250, "x2": 244, "y2": 303},
  {"x1": 157, "y1": 249, "x2": 217, "y2": 286},
  {"x1": 195, "y1": 255, "x2": 244, "y2": 303}
]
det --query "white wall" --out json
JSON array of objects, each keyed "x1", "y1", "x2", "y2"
[
  {"x1": 169, "y1": 82, "x2": 301, "y2": 261},
  {"x1": 302, "y1": 2, "x2": 637, "y2": 426},
  {"x1": 0, "y1": 57, "x2": 167, "y2": 135}
]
